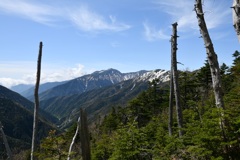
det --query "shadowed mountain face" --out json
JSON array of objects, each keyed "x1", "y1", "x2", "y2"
[
  {"x1": 0, "y1": 85, "x2": 34, "y2": 111},
  {"x1": 0, "y1": 85, "x2": 58, "y2": 154},
  {"x1": 0, "y1": 85, "x2": 58, "y2": 124}
]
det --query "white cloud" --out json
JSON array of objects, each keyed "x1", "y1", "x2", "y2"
[
  {"x1": 0, "y1": 63, "x2": 90, "y2": 88},
  {"x1": 0, "y1": 0, "x2": 59, "y2": 25},
  {"x1": 154, "y1": 0, "x2": 231, "y2": 31},
  {"x1": 67, "y1": 64, "x2": 86, "y2": 79},
  {"x1": 0, "y1": 0, "x2": 131, "y2": 32},
  {"x1": 41, "y1": 63, "x2": 88, "y2": 83},
  {"x1": 69, "y1": 6, "x2": 131, "y2": 32},
  {"x1": 143, "y1": 22, "x2": 170, "y2": 41},
  {"x1": 0, "y1": 78, "x2": 28, "y2": 88}
]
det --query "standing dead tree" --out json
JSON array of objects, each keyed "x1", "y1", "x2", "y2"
[
  {"x1": 67, "y1": 117, "x2": 80, "y2": 160},
  {"x1": 0, "y1": 121, "x2": 12, "y2": 160},
  {"x1": 232, "y1": 0, "x2": 240, "y2": 41},
  {"x1": 80, "y1": 109, "x2": 91, "y2": 160},
  {"x1": 194, "y1": 0, "x2": 225, "y2": 110},
  {"x1": 194, "y1": 0, "x2": 230, "y2": 156},
  {"x1": 171, "y1": 22, "x2": 183, "y2": 137},
  {"x1": 31, "y1": 42, "x2": 43, "y2": 160},
  {"x1": 68, "y1": 108, "x2": 91, "y2": 160}
]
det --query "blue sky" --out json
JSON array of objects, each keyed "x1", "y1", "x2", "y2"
[{"x1": 0, "y1": 0, "x2": 239, "y2": 87}]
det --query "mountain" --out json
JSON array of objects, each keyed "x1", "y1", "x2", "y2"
[
  {"x1": 40, "y1": 69, "x2": 170, "y2": 128},
  {"x1": 10, "y1": 81, "x2": 68, "y2": 100},
  {"x1": 10, "y1": 84, "x2": 33, "y2": 93},
  {"x1": 0, "y1": 85, "x2": 36, "y2": 111},
  {"x1": 0, "y1": 85, "x2": 58, "y2": 155},
  {"x1": 21, "y1": 81, "x2": 68, "y2": 99},
  {"x1": 0, "y1": 98, "x2": 55, "y2": 153},
  {"x1": 0, "y1": 85, "x2": 58, "y2": 124},
  {"x1": 38, "y1": 68, "x2": 148, "y2": 101}
]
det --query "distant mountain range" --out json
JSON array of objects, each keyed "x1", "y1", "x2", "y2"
[
  {"x1": 10, "y1": 84, "x2": 33, "y2": 93},
  {"x1": 37, "y1": 68, "x2": 147, "y2": 101},
  {"x1": 9, "y1": 68, "x2": 170, "y2": 129},
  {"x1": 11, "y1": 81, "x2": 68, "y2": 99}
]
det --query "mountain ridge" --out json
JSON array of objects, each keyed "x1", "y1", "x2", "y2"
[
  {"x1": 37, "y1": 68, "x2": 149, "y2": 101},
  {"x1": 10, "y1": 84, "x2": 33, "y2": 93},
  {"x1": 21, "y1": 81, "x2": 68, "y2": 99}
]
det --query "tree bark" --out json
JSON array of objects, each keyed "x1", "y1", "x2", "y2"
[
  {"x1": 232, "y1": 0, "x2": 240, "y2": 42},
  {"x1": 171, "y1": 22, "x2": 183, "y2": 137},
  {"x1": 31, "y1": 42, "x2": 43, "y2": 160},
  {"x1": 80, "y1": 109, "x2": 91, "y2": 160},
  {"x1": 0, "y1": 121, "x2": 12, "y2": 160},
  {"x1": 168, "y1": 71, "x2": 174, "y2": 136}
]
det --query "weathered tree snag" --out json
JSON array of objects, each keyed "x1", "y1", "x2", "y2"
[
  {"x1": 232, "y1": 0, "x2": 240, "y2": 41},
  {"x1": 80, "y1": 109, "x2": 91, "y2": 160},
  {"x1": 67, "y1": 117, "x2": 80, "y2": 160},
  {"x1": 194, "y1": 0, "x2": 230, "y2": 157},
  {"x1": 168, "y1": 71, "x2": 174, "y2": 136},
  {"x1": 31, "y1": 42, "x2": 43, "y2": 160},
  {"x1": 171, "y1": 22, "x2": 183, "y2": 137},
  {"x1": 0, "y1": 121, "x2": 12, "y2": 160},
  {"x1": 194, "y1": 0, "x2": 225, "y2": 110}
]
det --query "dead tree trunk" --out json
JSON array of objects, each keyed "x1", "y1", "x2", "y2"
[
  {"x1": 67, "y1": 117, "x2": 80, "y2": 160},
  {"x1": 80, "y1": 109, "x2": 91, "y2": 160},
  {"x1": 194, "y1": 0, "x2": 230, "y2": 157},
  {"x1": 171, "y1": 22, "x2": 183, "y2": 137},
  {"x1": 232, "y1": 0, "x2": 240, "y2": 41},
  {"x1": 194, "y1": 0, "x2": 225, "y2": 110},
  {"x1": 168, "y1": 71, "x2": 174, "y2": 136},
  {"x1": 0, "y1": 121, "x2": 12, "y2": 160},
  {"x1": 31, "y1": 42, "x2": 43, "y2": 160}
]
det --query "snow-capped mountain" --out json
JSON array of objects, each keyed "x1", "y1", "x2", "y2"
[{"x1": 37, "y1": 68, "x2": 149, "y2": 101}]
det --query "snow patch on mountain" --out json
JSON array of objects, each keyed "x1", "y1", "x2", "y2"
[
  {"x1": 135, "y1": 69, "x2": 170, "y2": 82},
  {"x1": 123, "y1": 70, "x2": 147, "y2": 81},
  {"x1": 131, "y1": 83, "x2": 136, "y2": 90}
]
